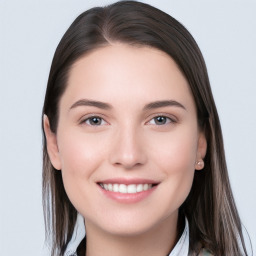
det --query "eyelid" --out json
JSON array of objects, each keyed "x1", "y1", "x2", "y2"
[
  {"x1": 145, "y1": 113, "x2": 178, "y2": 125},
  {"x1": 78, "y1": 112, "x2": 178, "y2": 126},
  {"x1": 79, "y1": 114, "x2": 109, "y2": 126}
]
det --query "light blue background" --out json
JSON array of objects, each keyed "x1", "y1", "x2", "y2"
[{"x1": 0, "y1": 0, "x2": 255, "y2": 255}]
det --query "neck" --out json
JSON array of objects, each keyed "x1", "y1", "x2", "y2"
[{"x1": 85, "y1": 213, "x2": 179, "y2": 256}]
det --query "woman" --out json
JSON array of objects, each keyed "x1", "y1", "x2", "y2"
[{"x1": 42, "y1": 1, "x2": 249, "y2": 255}]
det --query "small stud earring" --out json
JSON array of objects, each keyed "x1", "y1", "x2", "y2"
[{"x1": 195, "y1": 160, "x2": 204, "y2": 169}]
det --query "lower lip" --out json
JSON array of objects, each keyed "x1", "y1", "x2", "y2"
[{"x1": 98, "y1": 185, "x2": 157, "y2": 203}]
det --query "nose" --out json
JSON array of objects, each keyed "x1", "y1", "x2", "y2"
[{"x1": 109, "y1": 125, "x2": 147, "y2": 170}]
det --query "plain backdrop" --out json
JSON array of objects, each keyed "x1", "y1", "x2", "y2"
[{"x1": 0, "y1": 0, "x2": 255, "y2": 255}]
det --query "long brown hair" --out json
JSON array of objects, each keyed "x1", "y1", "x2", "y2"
[{"x1": 42, "y1": 1, "x2": 249, "y2": 255}]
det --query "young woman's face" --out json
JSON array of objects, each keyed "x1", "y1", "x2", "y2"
[{"x1": 45, "y1": 44, "x2": 206, "y2": 236}]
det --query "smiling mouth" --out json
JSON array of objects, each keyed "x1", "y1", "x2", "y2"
[{"x1": 98, "y1": 183, "x2": 157, "y2": 194}]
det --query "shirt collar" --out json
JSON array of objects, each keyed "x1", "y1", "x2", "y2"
[
  {"x1": 168, "y1": 217, "x2": 189, "y2": 256},
  {"x1": 64, "y1": 213, "x2": 189, "y2": 256},
  {"x1": 64, "y1": 213, "x2": 85, "y2": 256}
]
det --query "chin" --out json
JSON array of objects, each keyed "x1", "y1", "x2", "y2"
[{"x1": 86, "y1": 208, "x2": 177, "y2": 238}]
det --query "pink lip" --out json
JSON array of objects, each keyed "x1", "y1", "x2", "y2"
[
  {"x1": 97, "y1": 178, "x2": 159, "y2": 185},
  {"x1": 97, "y1": 178, "x2": 159, "y2": 204},
  {"x1": 99, "y1": 185, "x2": 157, "y2": 203}
]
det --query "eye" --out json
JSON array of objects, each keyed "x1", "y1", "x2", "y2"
[
  {"x1": 148, "y1": 115, "x2": 174, "y2": 125},
  {"x1": 82, "y1": 116, "x2": 107, "y2": 126}
]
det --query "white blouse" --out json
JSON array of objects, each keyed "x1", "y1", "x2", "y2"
[{"x1": 64, "y1": 213, "x2": 189, "y2": 256}]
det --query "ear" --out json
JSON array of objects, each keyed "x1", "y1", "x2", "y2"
[
  {"x1": 43, "y1": 115, "x2": 62, "y2": 170},
  {"x1": 195, "y1": 131, "x2": 207, "y2": 171}
]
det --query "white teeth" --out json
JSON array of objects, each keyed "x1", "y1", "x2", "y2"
[
  {"x1": 113, "y1": 184, "x2": 119, "y2": 192},
  {"x1": 136, "y1": 184, "x2": 143, "y2": 192},
  {"x1": 127, "y1": 184, "x2": 137, "y2": 193},
  {"x1": 100, "y1": 183, "x2": 154, "y2": 193},
  {"x1": 107, "y1": 184, "x2": 113, "y2": 191},
  {"x1": 119, "y1": 184, "x2": 127, "y2": 193},
  {"x1": 143, "y1": 184, "x2": 149, "y2": 190}
]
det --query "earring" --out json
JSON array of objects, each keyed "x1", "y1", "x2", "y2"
[{"x1": 195, "y1": 160, "x2": 204, "y2": 169}]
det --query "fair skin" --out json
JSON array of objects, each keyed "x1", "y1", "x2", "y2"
[{"x1": 44, "y1": 44, "x2": 207, "y2": 256}]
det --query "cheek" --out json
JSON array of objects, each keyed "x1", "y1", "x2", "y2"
[
  {"x1": 148, "y1": 127, "x2": 198, "y2": 206},
  {"x1": 149, "y1": 127, "x2": 198, "y2": 172},
  {"x1": 56, "y1": 130, "x2": 106, "y2": 201},
  {"x1": 60, "y1": 137, "x2": 101, "y2": 174}
]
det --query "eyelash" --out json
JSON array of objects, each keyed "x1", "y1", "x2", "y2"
[
  {"x1": 81, "y1": 115, "x2": 107, "y2": 126},
  {"x1": 80, "y1": 114, "x2": 176, "y2": 127},
  {"x1": 147, "y1": 116, "x2": 175, "y2": 126}
]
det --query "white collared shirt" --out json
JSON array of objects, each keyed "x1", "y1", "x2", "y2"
[{"x1": 64, "y1": 213, "x2": 189, "y2": 256}]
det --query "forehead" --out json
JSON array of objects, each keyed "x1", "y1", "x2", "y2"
[{"x1": 61, "y1": 44, "x2": 195, "y2": 112}]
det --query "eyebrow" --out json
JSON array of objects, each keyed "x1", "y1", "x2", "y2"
[
  {"x1": 70, "y1": 99, "x2": 112, "y2": 110},
  {"x1": 69, "y1": 99, "x2": 186, "y2": 111},
  {"x1": 143, "y1": 100, "x2": 186, "y2": 111}
]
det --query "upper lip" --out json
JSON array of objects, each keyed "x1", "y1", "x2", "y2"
[{"x1": 97, "y1": 178, "x2": 160, "y2": 185}]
